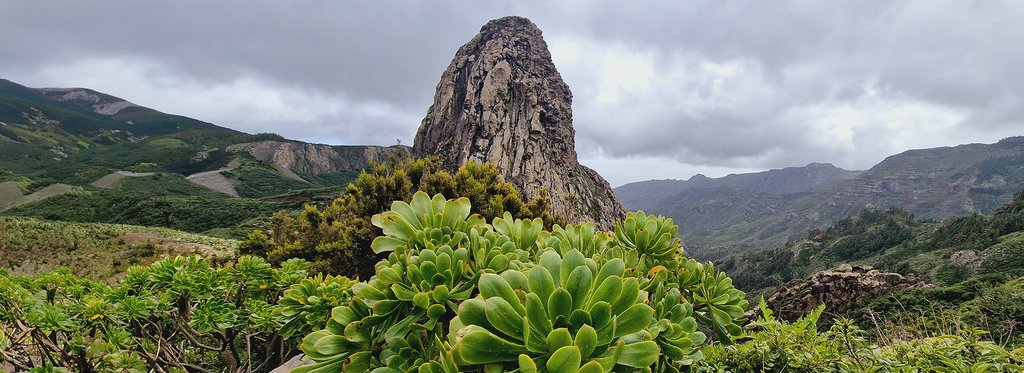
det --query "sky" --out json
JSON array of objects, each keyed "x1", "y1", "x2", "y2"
[{"x1": 2, "y1": 1, "x2": 1022, "y2": 187}]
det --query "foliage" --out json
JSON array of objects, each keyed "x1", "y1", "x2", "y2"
[
  {"x1": 293, "y1": 191, "x2": 748, "y2": 372},
  {"x1": 256, "y1": 156, "x2": 566, "y2": 279},
  {"x1": 3, "y1": 189, "x2": 281, "y2": 235},
  {"x1": 698, "y1": 300, "x2": 1024, "y2": 372},
  {"x1": 0, "y1": 255, "x2": 355, "y2": 372},
  {"x1": 721, "y1": 189, "x2": 1024, "y2": 299},
  {"x1": 860, "y1": 276, "x2": 1024, "y2": 347},
  {"x1": 222, "y1": 161, "x2": 313, "y2": 198},
  {"x1": 0, "y1": 216, "x2": 237, "y2": 280}
]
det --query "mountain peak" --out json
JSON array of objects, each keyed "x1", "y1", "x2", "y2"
[
  {"x1": 413, "y1": 17, "x2": 625, "y2": 227},
  {"x1": 479, "y1": 16, "x2": 541, "y2": 35}
]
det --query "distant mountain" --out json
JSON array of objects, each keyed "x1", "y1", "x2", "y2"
[
  {"x1": 615, "y1": 138, "x2": 1024, "y2": 259},
  {"x1": 617, "y1": 162, "x2": 861, "y2": 212},
  {"x1": 720, "y1": 188, "x2": 1024, "y2": 325},
  {"x1": 0, "y1": 78, "x2": 406, "y2": 235}
]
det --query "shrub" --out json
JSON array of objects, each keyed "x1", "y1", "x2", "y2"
[
  {"x1": 699, "y1": 300, "x2": 1024, "y2": 372},
  {"x1": 0, "y1": 256, "x2": 352, "y2": 372},
  {"x1": 293, "y1": 192, "x2": 748, "y2": 372},
  {"x1": 258, "y1": 157, "x2": 565, "y2": 279}
]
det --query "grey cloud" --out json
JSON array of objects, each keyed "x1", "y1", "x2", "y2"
[{"x1": 2, "y1": 1, "x2": 1022, "y2": 183}]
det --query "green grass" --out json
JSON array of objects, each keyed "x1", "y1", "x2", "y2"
[
  {"x1": 115, "y1": 172, "x2": 225, "y2": 197},
  {"x1": 0, "y1": 216, "x2": 237, "y2": 281},
  {"x1": 222, "y1": 161, "x2": 311, "y2": 198},
  {"x1": 1, "y1": 189, "x2": 282, "y2": 235}
]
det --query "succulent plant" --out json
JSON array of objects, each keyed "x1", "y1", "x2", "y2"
[
  {"x1": 613, "y1": 211, "x2": 683, "y2": 270},
  {"x1": 648, "y1": 281, "x2": 707, "y2": 370},
  {"x1": 371, "y1": 192, "x2": 487, "y2": 254},
  {"x1": 297, "y1": 194, "x2": 750, "y2": 372},
  {"x1": 492, "y1": 211, "x2": 544, "y2": 252},
  {"x1": 278, "y1": 274, "x2": 355, "y2": 338},
  {"x1": 678, "y1": 261, "x2": 748, "y2": 344},
  {"x1": 452, "y1": 249, "x2": 660, "y2": 372},
  {"x1": 540, "y1": 222, "x2": 613, "y2": 258}
]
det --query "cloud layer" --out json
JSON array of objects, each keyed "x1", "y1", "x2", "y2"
[{"x1": 2, "y1": 1, "x2": 1022, "y2": 185}]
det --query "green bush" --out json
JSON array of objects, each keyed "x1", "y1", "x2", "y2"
[
  {"x1": 699, "y1": 300, "x2": 1024, "y2": 372},
  {"x1": 0, "y1": 255, "x2": 352, "y2": 372},
  {"x1": 293, "y1": 192, "x2": 748, "y2": 372},
  {"x1": 257, "y1": 157, "x2": 565, "y2": 279}
]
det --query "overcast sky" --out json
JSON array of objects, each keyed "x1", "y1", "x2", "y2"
[{"x1": 2, "y1": 1, "x2": 1022, "y2": 186}]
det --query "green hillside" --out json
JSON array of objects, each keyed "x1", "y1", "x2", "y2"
[
  {"x1": 714, "y1": 188, "x2": 1024, "y2": 343},
  {"x1": 0, "y1": 216, "x2": 237, "y2": 281},
  {"x1": 720, "y1": 188, "x2": 1024, "y2": 296},
  {"x1": 0, "y1": 79, "x2": 380, "y2": 237}
]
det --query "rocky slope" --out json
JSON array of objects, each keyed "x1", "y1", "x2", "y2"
[
  {"x1": 413, "y1": 16, "x2": 625, "y2": 227},
  {"x1": 227, "y1": 141, "x2": 409, "y2": 176}
]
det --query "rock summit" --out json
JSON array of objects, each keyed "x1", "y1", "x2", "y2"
[{"x1": 414, "y1": 16, "x2": 625, "y2": 227}]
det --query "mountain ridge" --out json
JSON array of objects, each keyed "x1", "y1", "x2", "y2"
[{"x1": 616, "y1": 137, "x2": 1024, "y2": 259}]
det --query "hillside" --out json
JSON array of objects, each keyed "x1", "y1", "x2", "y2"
[
  {"x1": 716, "y1": 188, "x2": 1024, "y2": 342},
  {"x1": 0, "y1": 78, "x2": 407, "y2": 235},
  {"x1": 0, "y1": 216, "x2": 237, "y2": 281},
  {"x1": 720, "y1": 188, "x2": 1024, "y2": 298},
  {"x1": 617, "y1": 138, "x2": 1024, "y2": 259}
]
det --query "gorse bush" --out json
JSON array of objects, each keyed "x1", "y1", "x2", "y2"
[{"x1": 293, "y1": 191, "x2": 748, "y2": 372}]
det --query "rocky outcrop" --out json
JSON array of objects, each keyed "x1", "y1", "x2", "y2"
[
  {"x1": 763, "y1": 264, "x2": 931, "y2": 321},
  {"x1": 413, "y1": 16, "x2": 625, "y2": 227},
  {"x1": 36, "y1": 87, "x2": 138, "y2": 115},
  {"x1": 227, "y1": 141, "x2": 410, "y2": 175}
]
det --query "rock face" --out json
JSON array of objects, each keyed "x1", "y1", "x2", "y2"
[
  {"x1": 228, "y1": 141, "x2": 410, "y2": 175},
  {"x1": 414, "y1": 16, "x2": 625, "y2": 227},
  {"x1": 763, "y1": 264, "x2": 931, "y2": 321}
]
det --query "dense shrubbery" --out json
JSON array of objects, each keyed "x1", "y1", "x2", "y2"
[
  {"x1": 292, "y1": 191, "x2": 748, "y2": 372},
  {"x1": 0, "y1": 255, "x2": 354, "y2": 372},
  {"x1": 243, "y1": 156, "x2": 565, "y2": 279},
  {"x1": 4, "y1": 191, "x2": 1023, "y2": 372},
  {"x1": 3, "y1": 189, "x2": 281, "y2": 235},
  {"x1": 699, "y1": 301, "x2": 1023, "y2": 372},
  {"x1": 0, "y1": 216, "x2": 238, "y2": 280}
]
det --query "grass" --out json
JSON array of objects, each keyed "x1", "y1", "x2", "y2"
[
  {"x1": 1, "y1": 189, "x2": 282, "y2": 235},
  {"x1": 222, "y1": 161, "x2": 311, "y2": 198},
  {"x1": 0, "y1": 216, "x2": 237, "y2": 281},
  {"x1": 0, "y1": 181, "x2": 78, "y2": 211}
]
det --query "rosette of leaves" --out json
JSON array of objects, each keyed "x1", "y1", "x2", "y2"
[
  {"x1": 539, "y1": 222, "x2": 613, "y2": 258},
  {"x1": 369, "y1": 244, "x2": 474, "y2": 315},
  {"x1": 465, "y1": 228, "x2": 534, "y2": 275},
  {"x1": 302, "y1": 235, "x2": 531, "y2": 371},
  {"x1": 492, "y1": 212, "x2": 544, "y2": 252},
  {"x1": 648, "y1": 281, "x2": 706, "y2": 371},
  {"x1": 676, "y1": 261, "x2": 748, "y2": 343},
  {"x1": 612, "y1": 211, "x2": 683, "y2": 270},
  {"x1": 452, "y1": 249, "x2": 660, "y2": 372},
  {"x1": 370, "y1": 192, "x2": 487, "y2": 254},
  {"x1": 293, "y1": 293, "x2": 444, "y2": 372},
  {"x1": 278, "y1": 274, "x2": 356, "y2": 338}
]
